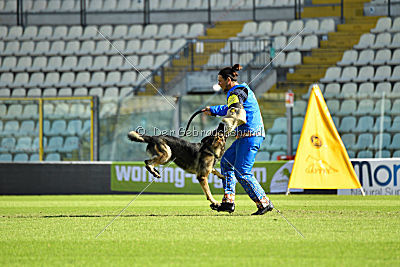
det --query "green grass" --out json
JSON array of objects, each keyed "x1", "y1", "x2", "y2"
[{"x1": 1, "y1": 194, "x2": 400, "y2": 266}]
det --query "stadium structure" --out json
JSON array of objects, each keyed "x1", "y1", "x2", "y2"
[{"x1": 0, "y1": 0, "x2": 399, "y2": 163}]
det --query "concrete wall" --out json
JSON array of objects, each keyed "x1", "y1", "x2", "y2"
[
  {"x1": 0, "y1": 162, "x2": 113, "y2": 194},
  {"x1": 0, "y1": 7, "x2": 296, "y2": 26}
]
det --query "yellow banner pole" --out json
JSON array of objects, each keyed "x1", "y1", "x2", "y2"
[{"x1": 38, "y1": 98, "x2": 44, "y2": 161}]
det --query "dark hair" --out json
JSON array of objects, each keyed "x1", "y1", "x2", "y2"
[{"x1": 218, "y1": 64, "x2": 242, "y2": 81}]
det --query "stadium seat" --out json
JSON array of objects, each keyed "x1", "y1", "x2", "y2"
[
  {"x1": 2, "y1": 120, "x2": 19, "y2": 136},
  {"x1": 43, "y1": 56, "x2": 62, "y2": 72},
  {"x1": 237, "y1": 22, "x2": 257, "y2": 38},
  {"x1": 45, "y1": 153, "x2": 61, "y2": 161},
  {"x1": 372, "y1": 32, "x2": 391, "y2": 49},
  {"x1": 354, "y1": 49, "x2": 374, "y2": 66},
  {"x1": 272, "y1": 52, "x2": 285, "y2": 67},
  {"x1": 72, "y1": 72, "x2": 91, "y2": 88},
  {"x1": 355, "y1": 83, "x2": 372, "y2": 99},
  {"x1": 373, "y1": 82, "x2": 391, "y2": 98},
  {"x1": 17, "y1": 120, "x2": 35, "y2": 137},
  {"x1": 47, "y1": 120, "x2": 67, "y2": 136},
  {"x1": 48, "y1": 41, "x2": 66, "y2": 56},
  {"x1": 353, "y1": 116, "x2": 374, "y2": 133},
  {"x1": 89, "y1": 87, "x2": 103, "y2": 97},
  {"x1": 326, "y1": 99, "x2": 339, "y2": 114},
  {"x1": 302, "y1": 19, "x2": 319, "y2": 35},
  {"x1": 2, "y1": 56, "x2": 17, "y2": 72},
  {"x1": 388, "y1": 117, "x2": 400, "y2": 133},
  {"x1": 357, "y1": 150, "x2": 373, "y2": 158},
  {"x1": 388, "y1": 33, "x2": 400, "y2": 49},
  {"x1": 269, "y1": 134, "x2": 287, "y2": 151},
  {"x1": 32, "y1": 137, "x2": 48, "y2": 152},
  {"x1": 338, "y1": 116, "x2": 356, "y2": 133},
  {"x1": 293, "y1": 100, "x2": 307, "y2": 116},
  {"x1": 253, "y1": 21, "x2": 272, "y2": 37},
  {"x1": 46, "y1": 136, "x2": 64, "y2": 152},
  {"x1": 4, "y1": 104, "x2": 22, "y2": 120},
  {"x1": 0, "y1": 137, "x2": 16, "y2": 152},
  {"x1": 353, "y1": 66, "x2": 374, "y2": 83},
  {"x1": 299, "y1": 35, "x2": 318, "y2": 51},
  {"x1": 374, "y1": 150, "x2": 391, "y2": 158},
  {"x1": 66, "y1": 120, "x2": 83, "y2": 136},
  {"x1": 15, "y1": 137, "x2": 32, "y2": 152},
  {"x1": 372, "y1": 99, "x2": 391, "y2": 115},
  {"x1": 43, "y1": 72, "x2": 60, "y2": 88},
  {"x1": 66, "y1": 104, "x2": 86, "y2": 119},
  {"x1": 371, "y1": 133, "x2": 391, "y2": 150},
  {"x1": 30, "y1": 56, "x2": 48, "y2": 72},
  {"x1": 292, "y1": 117, "x2": 304, "y2": 134},
  {"x1": 73, "y1": 87, "x2": 88, "y2": 96},
  {"x1": 354, "y1": 33, "x2": 375, "y2": 49},
  {"x1": 187, "y1": 23, "x2": 204, "y2": 38},
  {"x1": 371, "y1": 116, "x2": 391, "y2": 133},
  {"x1": 337, "y1": 50, "x2": 358, "y2": 66},
  {"x1": 316, "y1": 18, "x2": 335, "y2": 34},
  {"x1": 388, "y1": 66, "x2": 400, "y2": 81},
  {"x1": 281, "y1": 51, "x2": 301, "y2": 67},
  {"x1": 13, "y1": 153, "x2": 29, "y2": 162},
  {"x1": 390, "y1": 133, "x2": 400, "y2": 150},
  {"x1": 371, "y1": 17, "x2": 391, "y2": 33},
  {"x1": 58, "y1": 86, "x2": 73, "y2": 97},
  {"x1": 388, "y1": 49, "x2": 400, "y2": 65},
  {"x1": 48, "y1": 103, "x2": 69, "y2": 120},
  {"x1": 323, "y1": 83, "x2": 340, "y2": 99},
  {"x1": 59, "y1": 56, "x2": 78, "y2": 72},
  {"x1": 0, "y1": 89, "x2": 10, "y2": 97},
  {"x1": 4, "y1": 26, "x2": 22, "y2": 41},
  {"x1": 11, "y1": 88, "x2": 26, "y2": 97},
  {"x1": 352, "y1": 133, "x2": 373, "y2": 151},
  {"x1": 0, "y1": 153, "x2": 12, "y2": 162},
  {"x1": 287, "y1": 20, "x2": 304, "y2": 35},
  {"x1": 320, "y1": 67, "x2": 341, "y2": 83},
  {"x1": 138, "y1": 40, "x2": 156, "y2": 55},
  {"x1": 0, "y1": 72, "x2": 14, "y2": 88},
  {"x1": 15, "y1": 56, "x2": 32, "y2": 72},
  {"x1": 157, "y1": 24, "x2": 173, "y2": 39},
  {"x1": 338, "y1": 83, "x2": 356, "y2": 99},
  {"x1": 372, "y1": 49, "x2": 391, "y2": 65},
  {"x1": 12, "y1": 73, "x2": 29, "y2": 88},
  {"x1": 154, "y1": 39, "x2": 171, "y2": 54},
  {"x1": 21, "y1": 104, "x2": 38, "y2": 120},
  {"x1": 390, "y1": 99, "x2": 400, "y2": 115},
  {"x1": 60, "y1": 136, "x2": 80, "y2": 152},
  {"x1": 372, "y1": 66, "x2": 391, "y2": 82},
  {"x1": 268, "y1": 117, "x2": 286, "y2": 134},
  {"x1": 337, "y1": 100, "x2": 356, "y2": 116},
  {"x1": 28, "y1": 72, "x2": 45, "y2": 88},
  {"x1": 32, "y1": 40, "x2": 50, "y2": 56}
]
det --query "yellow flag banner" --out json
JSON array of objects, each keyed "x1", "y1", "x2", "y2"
[{"x1": 288, "y1": 84, "x2": 364, "y2": 192}]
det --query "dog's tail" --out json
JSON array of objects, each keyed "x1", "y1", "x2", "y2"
[{"x1": 127, "y1": 131, "x2": 153, "y2": 143}]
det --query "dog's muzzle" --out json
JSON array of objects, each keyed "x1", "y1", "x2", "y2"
[{"x1": 222, "y1": 106, "x2": 247, "y2": 132}]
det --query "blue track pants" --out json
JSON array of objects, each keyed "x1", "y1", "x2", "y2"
[{"x1": 220, "y1": 136, "x2": 270, "y2": 209}]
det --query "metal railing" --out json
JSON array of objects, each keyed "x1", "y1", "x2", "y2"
[{"x1": 0, "y1": 96, "x2": 99, "y2": 161}]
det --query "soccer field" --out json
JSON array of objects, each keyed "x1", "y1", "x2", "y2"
[{"x1": 1, "y1": 194, "x2": 400, "y2": 266}]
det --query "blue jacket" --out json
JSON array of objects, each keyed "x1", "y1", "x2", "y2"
[{"x1": 209, "y1": 83, "x2": 265, "y2": 137}]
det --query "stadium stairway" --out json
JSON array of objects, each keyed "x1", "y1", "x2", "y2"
[
  {"x1": 272, "y1": 0, "x2": 380, "y2": 96},
  {"x1": 138, "y1": 21, "x2": 248, "y2": 96}
]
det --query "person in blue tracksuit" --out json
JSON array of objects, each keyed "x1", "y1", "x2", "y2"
[{"x1": 203, "y1": 64, "x2": 274, "y2": 215}]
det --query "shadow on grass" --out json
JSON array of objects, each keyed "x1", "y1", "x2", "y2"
[{"x1": 1, "y1": 214, "x2": 254, "y2": 218}]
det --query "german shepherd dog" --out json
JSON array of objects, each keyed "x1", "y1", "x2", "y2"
[{"x1": 127, "y1": 130, "x2": 226, "y2": 205}]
